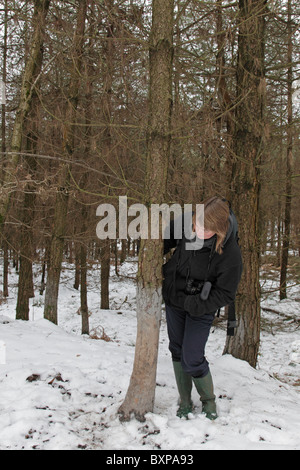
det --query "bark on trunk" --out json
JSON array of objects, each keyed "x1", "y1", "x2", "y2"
[
  {"x1": 44, "y1": 0, "x2": 87, "y2": 324},
  {"x1": 215, "y1": 0, "x2": 235, "y2": 190},
  {"x1": 15, "y1": 1, "x2": 50, "y2": 320},
  {"x1": 16, "y1": 107, "x2": 39, "y2": 320},
  {"x1": 98, "y1": 0, "x2": 115, "y2": 311},
  {"x1": 223, "y1": 0, "x2": 267, "y2": 369},
  {"x1": 80, "y1": 8, "x2": 95, "y2": 334},
  {"x1": 100, "y1": 241, "x2": 110, "y2": 310},
  {"x1": 1, "y1": 0, "x2": 8, "y2": 297},
  {"x1": 0, "y1": 0, "x2": 51, "y2": 224},
  {"x1": 118, "y1": 0, "x2": 174, "y2": 422},
  {"x1": 1, "y1": 0, "x2": 8, "y2": 183},
  {"x1": 280, "y1": 0, "x2": 293, "y2": 300},
  {"x1": 80, "y1": 239, "x2": 89, "y2": 335}
]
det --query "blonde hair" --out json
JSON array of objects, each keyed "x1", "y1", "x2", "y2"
[{"x1": 193, "y1": 196, "x2": 230, "y2": 254}]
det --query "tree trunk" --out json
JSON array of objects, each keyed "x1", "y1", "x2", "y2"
[
  {"x1": 98, "y1": 0, "x2": 116, "y2": 311},
  {"x1": 1, "y1": 0, "x2": 8, "y2": 297},
  {"x1": 280, "y1": 0, "x2": 293, "y2": 300},
  {"x1": 15, "y1": 0, "x2": 50, "y2": 320},
  {"x1": 224, "y1": 0, "x2": 267, "y2": 369},
  {"x1": 44, "y1": 0, "x2": 87, "y2": 324},
  {"x1": 100, "y1": 241, "x2": 110, "y2": 310},
  {"x1": 80, "y1": 10, "x2": 95, "y2": 334},
  {"x1": 118, "y1": 0, "x2": 174, "y2": 422},
  {"x1": 40, "y1": 242, "x2": 50, "y2": 295},
  {"x1": 80, "y1": 240, "x2": 89, "y2": 335},
  {"x1": 16, "y1": 103, "x2": 39, "y2": 320},
  {"x1": 74, "y1": 243, "x2": 81, "y2": 290},
  {"x1": 120, "y1": 239, "x2": 127, "y2": 264},
  {"x1": 1, "y1": 0, "x2": 8, "y2": 183},
  {"x1": 0, "y1": 0, "x2": 51, "y2": 223},
  {"x1": 215, "y1": 0, "x2": 235, "y2": 190}
]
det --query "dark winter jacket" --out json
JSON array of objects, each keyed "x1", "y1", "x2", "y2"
[{"x1": 162, "y1": 211, "x2": 243, "y2": 317}]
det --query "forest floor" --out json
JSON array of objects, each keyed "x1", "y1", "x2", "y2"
[{"x1": 0, "y1": 254, "x2": 299, "y2": 450}]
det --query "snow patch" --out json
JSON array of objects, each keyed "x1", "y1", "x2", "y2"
[{"x1": 0, "y1": 261, "x2": 299, "y2": 450}]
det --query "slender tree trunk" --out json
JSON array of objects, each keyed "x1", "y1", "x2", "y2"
[
  {"x1": 40, "y1": 242, "x2": 50, "y2": 295},
  {"x1": 74, "y1": 242, "x2": 81, "y2": 290},
  {"x1": 3, "y1": 239, "x2": 8, "y2": 298},
  {"x1": 0, "y1": 0, "x2": 51, "y2": 224},
  {"x1": 44, "y1": 0, "x2": 87, "y2": 324},
  {"x1": 80, "y1": 239, "x2": 89, "y2": 335},
  {"x1": 1, "y1": 0, "x2": 8, "y2": 182},
  {"x1": 2, "y1": 0, "x2": 50, "y2": 304},
  {"x1": 119, "y1": 0, "x2": 174, "y2": 422},
  {"x1": 169, "y1": 21, "x2": 182, "y2": 195},
  {"x1": 80, "y1": 202, "x2": 89, "y2": 334},
  {"x1": 98, "y1": 0, "x2": 115, "y2": 310},
  {"x1": 113, "y1": 239, "x2": 119, "y2": 276},
  {"x1": 100, "y1": 241, "x2": 110, "y2": 310},
  {"x1": 80, "y1": 8, "x2": 95, "y2": 334},
  {"x1": 215, "y1": 0, "x2": 234, "y2": 190},
  {"x1": 224, "y1": 0, "x2": 267, "y2": 369},
  {"x1": 120, "y1": 239, "x2": 127, "y2": 264},
  {"x1": 280, "y1": 0, "x2": 293, "y2": 300},
  {"x1": 13, "y1": 0, "x2": 50, "y2": 320},
  {"x1": 1, "y1": 0, "x2": 9, "y2": 297},
  {"x1": 276, "y1": 212, "x2": 282, "y2": 267},
  {"x1": 16, "y1": 101, "x2": 39, "y2": 320},
  {"x1": 16, "y1": 193, "x2": 36, "y2": 320},
  {"x1": 15, "y1": 0, "x2": 48, "y2": 320}
]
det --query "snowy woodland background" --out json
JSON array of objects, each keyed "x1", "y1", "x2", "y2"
[
  {"x1": 0, "y1": 0, "x2": 300, "y2": 451},
  {"x1": 0, "y1": 257, "x2": 299, "y2": 450}
]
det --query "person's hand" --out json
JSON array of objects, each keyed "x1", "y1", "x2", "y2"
[{"x1": 184, "y1": 295, "x2": 205, "y2": 317}]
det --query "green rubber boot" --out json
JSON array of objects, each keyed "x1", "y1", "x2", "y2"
[
  {"x1": 172, "y1": 361, "x2": 194, "y2": 419},
  {"x1": 192, "y1": 371, "x2": 218, "y2": 421}
]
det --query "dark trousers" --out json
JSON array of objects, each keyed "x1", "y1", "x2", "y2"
[{"x1": 165, "y1": 304, "x2": 215, "y2": 378}]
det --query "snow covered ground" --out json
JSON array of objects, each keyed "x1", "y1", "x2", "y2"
[{"x1": 0, "y1": 258, "x2": 299, "y2": 450}]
